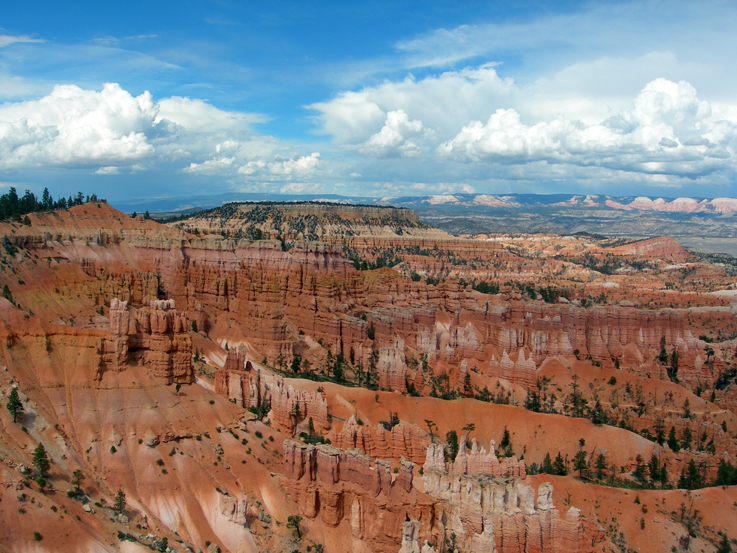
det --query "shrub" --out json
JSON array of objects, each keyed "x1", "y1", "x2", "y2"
[{"x1": 33, "y1": 532, "x2": 42, "y2": 542}]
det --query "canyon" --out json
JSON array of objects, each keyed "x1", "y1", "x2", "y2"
[{"x1": 0, "y1": 200, "x2": 736, "y2": 552}]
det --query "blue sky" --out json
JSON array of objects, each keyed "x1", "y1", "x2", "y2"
[{"x1": 1, "y1": 0, "x2": 737, "y2": 203}]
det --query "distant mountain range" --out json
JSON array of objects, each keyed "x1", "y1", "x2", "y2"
[
  {"x1": 112, "y1": 192, "x2": 737, "y2": 255},
  {"x1": 407, "y1": 194, "x2": 737, "y2": 214},
  {"x1": 113, "y1": 192, "x2": 737, "y2": 216}
]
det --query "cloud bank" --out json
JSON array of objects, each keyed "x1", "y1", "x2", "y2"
[
  {"x1": 311, "y1": 67, "x2": 737, "y2": 187},
  {"x1": 0, "y1": 82, "x2": 322, "y2": 186}
]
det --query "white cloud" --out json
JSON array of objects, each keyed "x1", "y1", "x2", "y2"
[
  {"x1": 358, "y1": 110, "x2": 425, "y2": 158},
  {"x1": 438, "y1": 78, "x2": 735, "y2": 178},
  {"x1": 0, "y1": 35, "x2": 44, "y2": 47},
  {"x1": 0, "y1": 83, "x2": 157, "y2": 168},
  {"x1": 233, "y1": 152, "x2": 322, "y2": 179},
  {"x1": 184, "y1": 156, "x2": 236, "y2": 174},
  {"x1": 310, "y1": 64, "x2": 514, "y2": 145},
  {"x1": 0, "y1": 82, "x2": 285, "y2": 177},
  {"x1": 95, "y1": 166, "x2": 120, "y2": 175},
  {"x1": 156, "y1": 97, "x2": 267, "y2": 132},
  {"x1": 268, "y1": 152, "x2": 321, "y2": 176},
  {"x1": 280, "y1": 182, "x2": 320, "y2": 193}
]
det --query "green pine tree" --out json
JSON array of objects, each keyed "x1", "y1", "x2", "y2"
[
  {"x1": 667, "y1": 426, "x2": 680, "y2": 452},
  {"x1": 445, "y1": 430, "x2": 459, "y2": 462},
  {"x1": 32, "y1": 443, "x2": 51, "y2": 477},
  {"x1": 114, "y1": 489, "x2": 126, "y2": 514},
  {"x1": 543, "y1": 452, "x2": 553, "y2": 474},
  {"x1": 595, "y1": 454, "x2": 607, "y2": 479},
  {"x1": 553, "y1": 452, "x2": 567, "y2": 476},
  {"x1": 573, "y1": 449, "x2": 588, "y2": 479},
  {"x1": 6, "y1": 387, "x2": 23, "y2": 423}
]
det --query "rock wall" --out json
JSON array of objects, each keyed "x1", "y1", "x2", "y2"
[
  {"x1": 282, "y1": 440, "x2": 434, "y2": 551},
  {"x1": 487, "y1": 349, "x2": 537, "y2": 391},
  {"x1": 282, "y1": 439, "x2": 600, "y2": 553},
  {"x1": 333, "y1": 416, "x2": 431, "y2": 464},
  {"x1": 421, "y1": 468, "x2": 599, "y2": 553},
  {"x1": 423, "y1": 436, "x2": 527, "y2": 479},
  {"x1": 377, "y1": 338, "x2": 408, "y2": 392},
  {"x1": 99, "y1": 298, "x2": 193, "y2": 384},
  {"x1": 215, "y1": 350, "x2": 329, "y2": 433}
]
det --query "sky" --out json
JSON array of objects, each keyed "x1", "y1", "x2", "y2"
[{"x1": 1, "y1": 0, "x2": 737, "y2": 203}]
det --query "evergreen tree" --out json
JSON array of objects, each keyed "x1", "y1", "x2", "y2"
[
  {"x1": 590, "y1": 400, "x2": 607, "y2": 426},
  {"x1": 72, "y1": 469, "x2": 85, "y2": 492},
  {"x1": 462, "y1": 423, "x2": 476, "y2": 440},
  {"x1": 114, "y1": 489, "x2": 126, "y2": 514},
  {"x1": 553, "y1": 452, "x2": 567, "y2": 476},
  {"x1": 6, "y1": 388, "x2": 23, "y2": 423},
  {"x1": 445, "y1": 430, "x2": 459, "y2": 462},
  {"x1": 32, "y1": 443, "x2": 51, "y2": 476},
  {"x1": 543, "y1": 453, "x2": 553, "y2": 474},
  {"x1": 717, "y1": 534, "x2": 732, "y2": 553},
  {"x1": 716, "y1": 459, "x2": 737, "y2": 486},
  {"x1": 654, "y1": 418, "x2": 665, "y2": 445},
  {"x1": 500, "y1": 427, "x2": 511, "y2": 449},
  {"x1": 595, "y1": 454, "x2": 607, "y2": 479},
  {"x1": 632, "y1": 454, "x2": 647, "y2": 483},
  {"x1": 525, "y1": 391, "x2": 541, "y2": 412},
  {"x1": 678, "y1": 459, "x2": 701, "y2": 490},
  {"x1": 573, "y1": 449, "x2": 588, "y2": 479},
  {"x1": 681, "y1": 427, "x2": 693, "y2": 451},
  {"x1": 667, "y1": 426, "x2": 681, "y2": 452},
  {"x1": 287, "y1": 515, "x2": 302, "y2": 538},
  {"x1": 648, "y1": 455, "x2": 662, "y2": 486}
]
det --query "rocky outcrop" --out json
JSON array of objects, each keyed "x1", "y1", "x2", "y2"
[
  {"x1": 605, "y1": 236, "x2": 691, "y2": 261},
  {"x1": 283, "y1": 439, "x2": 599, "y2": 553},
  {"x1": 377, "y1": 338, "x2": 407, "y2": 392},
  {"x1": 282, "y1": 440, "x2": 430, "y2": 543},
  {"x1": 423, "y1": 436, "x2": 526, "y2": 479},
  {"x1": 219, "y1": 495, "x2": 249, "y2": 527},
  {"x1": 98, "y1": 298, "x2": 193, "y2": 384},
  {"x1": 487, "y1": 349, "x2": 537, "y2": 391},
  {"x1": 269, "y1": 378, "x2": 330, "y2": 433},
  {"x1": 422, "y1": 469, "x2": 598, "y2": 553},
  {"x1": 214, "y1": 347, "x2": 255, "y2": 407},
  {"x1": 215, "y1": 350, "x2": 330, "y2": 433},
  {"x1": 333, "y1": 416, "x2": 431, "y2": 464}
]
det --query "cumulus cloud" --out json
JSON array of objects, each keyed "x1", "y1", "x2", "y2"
[
  {"x1": 156, "y1": 97, "x2": 266, "y2": 132},
  {"x1": 184, "y1": 156, "x2": 236, "y2": 174},
  {"x1": 236, "y1": 152, "x2": 321, "y2": 179},
  {"x1": 310, "y1": 58, "x2": 737, "y2": 185},
  {"x1": 0, "y1": 83, "x2": 157, "y2": 168},
  {"x1": 310, "y1": 64, "x2": 514, "y2": 145},
  {"x1": 95, "y1": 166, "x2": 120, "y2": 175},
  {"x1": 438, "y1": 78, "x2": 735, "y2": 178},
  {"x1": 358, "y1": 110, "x2": 425, "y2": 158},
  {"x1": 0, "y1": 82, "x2": 289, "y2": 179}
]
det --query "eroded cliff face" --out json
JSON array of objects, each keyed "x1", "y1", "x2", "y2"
[
  {"x1": 282, "y1": 439, "x2": 601, "y2": 553},
  {"x1": 420, "y1": 470, "x2": 599, "y2": 553},
  {"x1": 423, "y1": 436, "x2": 526, "y2": 479},
  {"x1": 215, "y1": 348, "x2": 329, "y2": 433},
  {"x1": 99, "y1": 298, "x2": 194, "y2": 384},
  {"x1": 282, "y1": 440, "x2": 432, "y2": 551},
  {"x1": 333, "y1": 416, "x2": 431, "y2": 465},
  {"x1": 1, "y1": 202, "x2": 737, "y2": 553}
]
